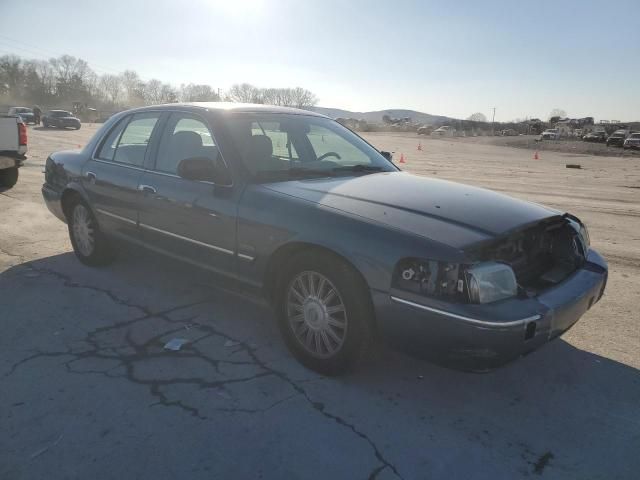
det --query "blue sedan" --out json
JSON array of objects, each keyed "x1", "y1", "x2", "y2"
[{"x1": 41, "y1": 103, "x2": 607, "y2": 374}]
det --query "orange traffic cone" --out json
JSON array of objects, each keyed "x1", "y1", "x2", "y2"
[
  {"x1": 533, "y1": 151, "x2": 539, "y2": 160},
  {"x1": 417, "y1": 142, "x2": 422, "y2": 151},
  {"x1": 399, "y1": 153, "x2": 406, "y2": 163}
]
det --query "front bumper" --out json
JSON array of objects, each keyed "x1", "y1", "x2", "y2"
[{"x1": 373, "y1": 249, "x2": 608, "y2": 371}]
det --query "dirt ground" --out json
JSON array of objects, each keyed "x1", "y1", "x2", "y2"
[{"x1": 1, "y1": 124, "x2": 639, "y2": 479}]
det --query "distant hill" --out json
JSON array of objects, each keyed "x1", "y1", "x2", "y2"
[{"x1": 312, "y1": 107, "x2": 454, "y2": 125}]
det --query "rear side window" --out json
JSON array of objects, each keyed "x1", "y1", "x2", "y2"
[
  {"x1": 97, "y1": 118, "x2": 128, "y2": 161},
  {"x1": 97, "y1": 113, "x2": 160, "y2": 166},
  {"x1": 154, "y1": 113, "x2": 220, "y2": 175}
]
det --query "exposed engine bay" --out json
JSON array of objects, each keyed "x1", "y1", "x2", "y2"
[
  {"x1": 474, "y1": 215, "x2": 586, "y2": 293},
  {"x1": 393, "y1": 215, "x2": 588, "y2": 303}
]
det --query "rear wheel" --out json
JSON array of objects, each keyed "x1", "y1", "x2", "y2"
[
  {"x1": 0, "y1": 167, "x2": 18, "y2": 188},
  {"x1": 276, "y1": 251, "x2": 373, "y2": 375},
  {"x1": 66, "y1": 197, "x2": 114, "y2": 266}
]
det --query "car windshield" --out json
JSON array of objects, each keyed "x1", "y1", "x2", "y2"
[
  {"x1": 15, "y1": 108, "x2": 32, "y2": 113},
  {"x1": 224, "y1": 113, "x2": 397, "y2": 181},
  {"x1": 629, "y1": 133, "x2": 640, "y2": 138},
  {"x1": 51, "y1": 111, "x2": 71, "y2": 117}
]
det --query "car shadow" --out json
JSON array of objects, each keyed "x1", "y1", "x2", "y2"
[
  {"x1": 2, "y1": 247, "x2": 638, "y2": 478},
  {"x1": 31, "y1": 126, "x2": 70, "y2": 131}
]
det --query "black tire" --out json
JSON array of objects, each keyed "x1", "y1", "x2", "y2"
[
  {"x1": 0, "y1": 167, "x2": 18, "y2": 188},
  {"x1": 275, "y1": 251, "x2": 374, "y2": 375},
  {"x1": 75, "y1": 124, "x2": 81, "y2": 130},
  {"x1": 66, "y1": 196, "x2": 115, "y2": 266},
  {"x1": 42, "y1": 120, "x2": 48, "y2": 128}
]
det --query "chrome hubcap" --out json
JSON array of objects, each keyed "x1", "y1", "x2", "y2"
[
  {"x1": 72, "y1": 204, "x2": 94, "y2": 256},
  {"x1": 287, "y1": 271, "x2": 347, "y2": 358}
]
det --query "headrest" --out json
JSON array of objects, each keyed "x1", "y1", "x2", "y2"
[
  {"x1": 171, "y1": 130, "x2": 203, "y2": 151},
  {"x1": 248, "y1": 135, "x2": 273, "y2": 159}
]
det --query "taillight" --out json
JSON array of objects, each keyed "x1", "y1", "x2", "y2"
[{"x1": 18, "y1": 122, "x2": 27, "y2": 146}]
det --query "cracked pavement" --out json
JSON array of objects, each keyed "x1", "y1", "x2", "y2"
[{"x1": 1, "y1": 125, "x2": 639, "y2": 479}]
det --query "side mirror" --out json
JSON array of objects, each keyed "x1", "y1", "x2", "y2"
[
  {"x1": 177, "y1": 157, "x2": 225, "y2": 183},
  {"x1": 380, "y1": 151, "x2": 393, "y2": 162}
]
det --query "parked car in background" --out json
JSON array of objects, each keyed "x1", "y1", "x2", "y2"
[
  {"x1": 583, "y1": 131, "x2": 607, "y2": 143},
  {"x1": 8, "y1": 107, "x2": 35, "y2": 125},
  {"x1": 42, "y1": 110, "x2": 82, "y2": 130},
  {"x1": 623, "y1": 132, "x2": 640, "y2": 150},
  {"x1": 431, "y1": 126, "x2": 454, "y2": 137},
  {"x1": 0, "y1": 114, "x2": 27, "y2": 188},
  {"x1": 606, "y1": 130, "x2": 628, "y2": 147},
  {"x1": 41, "y1": 103, "x2": 607, "y2": 374},
  {"x1": 501, "y1": 129, "x2": 518, "y2": 136},
  {"x1": 417, "y1": 125, "x2": 433, "y2": 135},
  {"x1": 540, "y1": 128, "x2": 560, "y2": 140}
]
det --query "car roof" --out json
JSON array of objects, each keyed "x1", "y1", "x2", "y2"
[
  {"x1": 124, "y1": 102, "x2": 328, "y2": 118},
  {"x1": 50, "y1": 109, "x2": 71, "y2": 113}
]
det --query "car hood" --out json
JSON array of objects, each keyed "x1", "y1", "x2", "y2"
[{"x1": 264, "y1": 172, "x2": 562, "y2": 249}]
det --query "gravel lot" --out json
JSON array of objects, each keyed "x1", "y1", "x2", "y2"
[{"x1": 1, "y1": 124, "x2": 638, "y2": 480}]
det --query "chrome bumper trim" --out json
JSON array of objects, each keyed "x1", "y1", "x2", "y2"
[{"x1": 390, "y1": 296, "x2": 541, "y2": 328}]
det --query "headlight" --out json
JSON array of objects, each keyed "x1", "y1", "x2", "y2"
[
  {"x1": 579, "y1": 224, "x2": 590, "y2": 249},
  {"x1": 393, "y1": 258, "x2": 518, "y2": 304},
  {"x1": 567, "y1": 217, "x2": 590, "y2": 255},
  {"x1": 466, "y1": 262, "x2": 518, "y2": 304}
]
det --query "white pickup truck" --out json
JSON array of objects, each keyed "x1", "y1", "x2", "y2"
[{"x1": 0, "y1": 115, "x2": 28, "y2": 188}]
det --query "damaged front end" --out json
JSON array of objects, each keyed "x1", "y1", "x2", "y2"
[
  {"x1": 392, "y1": 214, "x2": 590, "y2": 306},
  {"x1": 466, "y1": 214, "x2": 589, "y2": 297}
]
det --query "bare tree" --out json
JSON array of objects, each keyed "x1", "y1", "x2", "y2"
[
  {"x1": 121, "y1": 70, "x2": 145, "y2": 106},
  {"x1": 467, "y1": 112, "x2": 487, "y2": 122},
  {"x1": 158, "y1": 83, "x2": 178, "y2": 104},
  {"x1": 227, "y1": 84, "x2": 317, "y2": 109},
  {"x1": 548, "y1": 108, "x2": 567, "y2": 120},
  {"x1": 99, "y1": 74, "x2": 123, "y2": 104},
  {"x1": 143, "y1": 79, "x2": 163, "y2": 104},
  {"x1": 179, "y1": 83, "x2": 219, "y2": 102},
  {"x1": 226, "y1": 83, "x2": 262, "y2": 103},
  {"x1": 0, "y1": 55, "x2": 25, "y2": 97},
  {"x1": 289, "y1": 87, "x2": 317, "y2": 109}
]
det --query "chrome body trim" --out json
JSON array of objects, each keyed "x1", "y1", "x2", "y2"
[
  {"x1": 138, "y1": 222, "x2": 235, "y2": 255},
  {"x1": 96, "y1": 208, "x2": 137, "y2": 225},
  {"x1": 390, "y1": 296, "x2": 541, "y2": 328}
]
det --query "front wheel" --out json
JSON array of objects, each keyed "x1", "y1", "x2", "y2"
[
  {"x1": 0, "y1": 167, "x2": 18, "y2": 188},
  {"x1": 67, "y1": 199, "x2": 114, "y2": 266},
  {"x1": 276, "y1": 252, "x2": 373, "y2": 375}
]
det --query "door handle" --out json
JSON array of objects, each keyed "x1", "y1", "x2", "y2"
[
  {"x1": 138, "y1": 184, "x2": 157, "y2": 194},
  {"x1": 86, "y1": 171, "x2": 96, "y2": 183}
]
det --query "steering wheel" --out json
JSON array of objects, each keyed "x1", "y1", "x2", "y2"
[{"x1": 317, "y1": 151, "x2": 341, "y2": 162}]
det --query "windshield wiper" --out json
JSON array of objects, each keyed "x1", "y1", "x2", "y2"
[{"x1": 332, "y1": 165, "x2": 384, "y2": 173}]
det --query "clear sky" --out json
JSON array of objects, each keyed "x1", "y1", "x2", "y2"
[{"x1": 1, "y1": 0, "x2": 638, "y2": 121}]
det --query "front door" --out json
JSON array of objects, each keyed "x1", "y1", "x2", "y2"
[
  {"x1": 82, "y1": 112, "x2": 162, "y2": 240},
  {"x1": 137, "y1": 112, "x2": 238, "y2": 277}
]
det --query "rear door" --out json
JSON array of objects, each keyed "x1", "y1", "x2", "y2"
[
  {"x1": 137, "y1": 111, "x2": 238, "y2": 276},
  {"x1": 82, "y1": 112, "x2": 162, "y2": 240}
]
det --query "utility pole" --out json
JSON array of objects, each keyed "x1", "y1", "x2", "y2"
[{"x1": 491, "y1": 107, "x2": 496, "y2": 135}]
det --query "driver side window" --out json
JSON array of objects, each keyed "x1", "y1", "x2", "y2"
[{"x1": 306, "y1": 125, "x2": 370, "y2": 165}]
